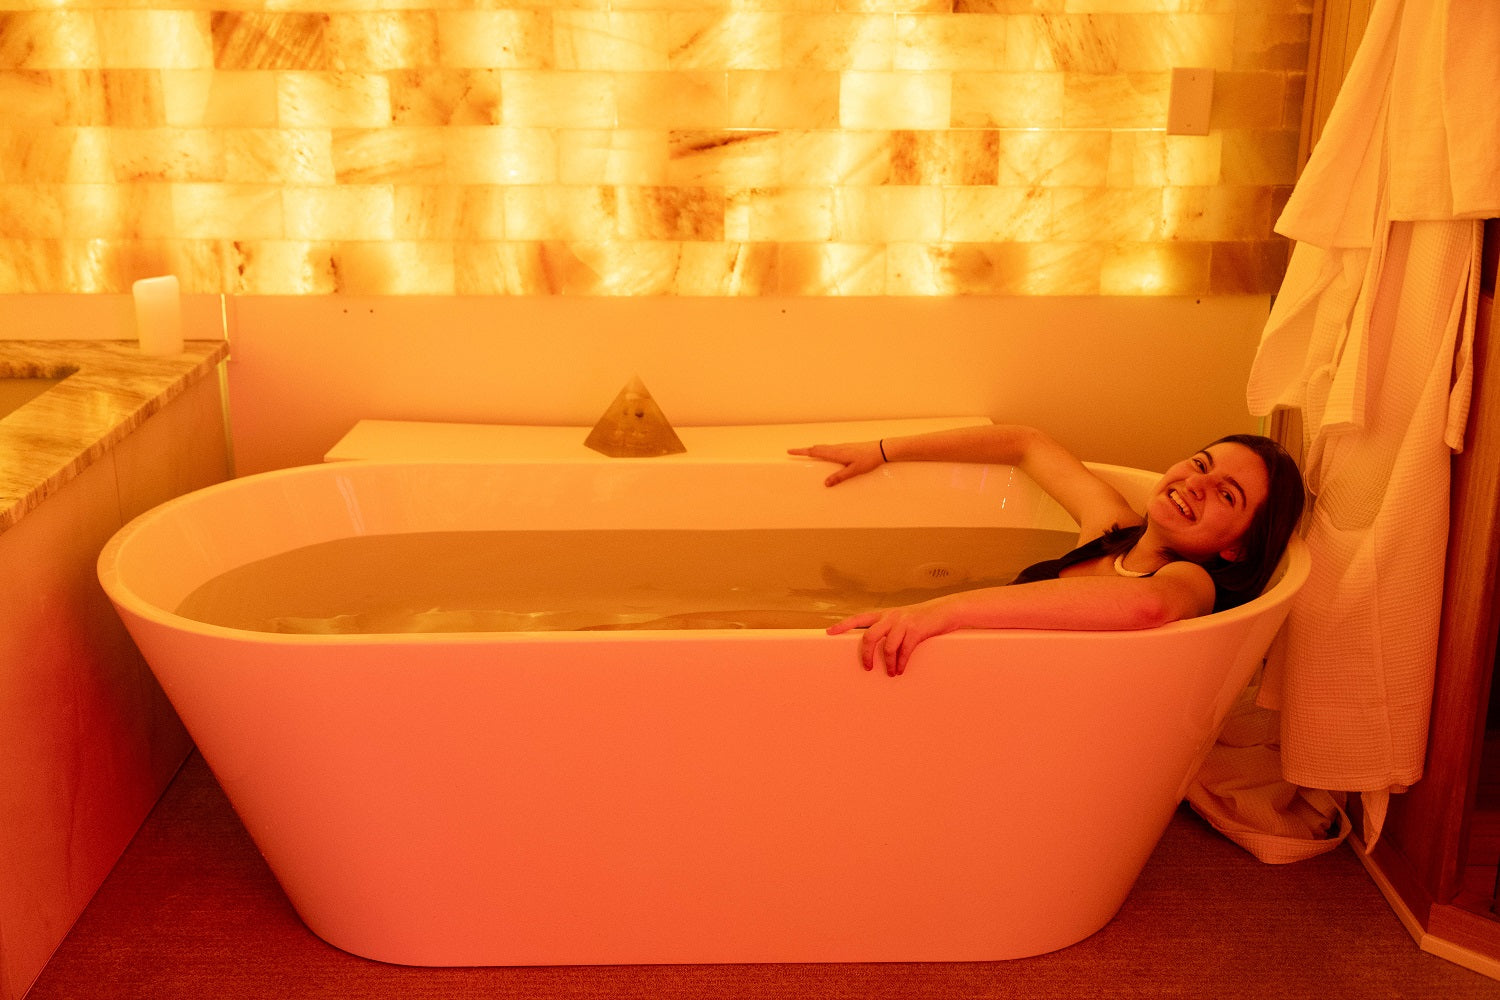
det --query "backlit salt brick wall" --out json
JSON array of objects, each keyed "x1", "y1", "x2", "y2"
[{"x1": 0, "y1": 1, "x2": 1310, "y2": 296}]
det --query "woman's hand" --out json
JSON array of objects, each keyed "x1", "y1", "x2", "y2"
[
  {"x1": 827, "y1": 598, "x2": 959, "y2": 676},
  {"x1": 786, "y1": 440, "x2": 885, "y2": 487}
]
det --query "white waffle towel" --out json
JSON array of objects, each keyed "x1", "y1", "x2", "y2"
[{"x1": 1190, "y1": 0, "x2": 1497, "y2": 858}]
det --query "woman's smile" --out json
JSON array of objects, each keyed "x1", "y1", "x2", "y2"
[{"x1": 1165, "y1": 487, "x2": 1195, "y2": 520}]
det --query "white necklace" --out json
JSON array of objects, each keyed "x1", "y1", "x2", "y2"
[{"x1": 1113, "y1": 552, "x2": 1154, "y2": 578}]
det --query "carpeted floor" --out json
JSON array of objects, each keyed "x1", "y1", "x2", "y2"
[{"x1": 26, "y1": 753, "x2": 1500, "y2": 1000}]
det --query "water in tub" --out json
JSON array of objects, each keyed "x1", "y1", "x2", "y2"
[{"x1": 174, "y1": 527, "x2": 1077, "y2": 634}]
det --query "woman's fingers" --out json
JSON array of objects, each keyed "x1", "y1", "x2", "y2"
[
  {"x1": 870, "y1": 628, "x2": 895, "y2": 676},
  {"x1": 891, "y1": 633, "x2": 910, "y2": 676},
  {"x1": 854, "y1": 616, "x2": 910, "y2": 676},
  {"x1": 882, "y1": 623, "x2": 915, "y2": 676},
  {"x1": 822, "y1": 464, "x2": 861, "y2": 487},
  {"x1": 832, "y1": 605, "x2": 941, "y2": 676},
  {"x1": 827, "y1": 611, "x2": 880, "y2": 635},
  {"x1": 787, "y1": 442, "x2": 881, "y2": 487}
]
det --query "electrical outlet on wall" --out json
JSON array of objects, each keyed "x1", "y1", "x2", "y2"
[{"x1": 1167, "y1": 68, "x2": 1215, "y2": 136}]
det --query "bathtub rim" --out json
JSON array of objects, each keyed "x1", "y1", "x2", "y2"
[{"x1": 97, "y1": 457, "x2": 1310, "y2": 648}]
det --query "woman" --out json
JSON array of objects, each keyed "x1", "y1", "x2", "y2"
[{"x1": 788, "y1": 424, "x2": 1305, "y2": 676}]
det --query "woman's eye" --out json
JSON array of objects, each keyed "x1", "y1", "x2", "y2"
[{"x1": 1221, "y1": 490, "x2": 1235, "y2": 505}]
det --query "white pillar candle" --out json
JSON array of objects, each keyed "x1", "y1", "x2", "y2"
[{"x1": 133, "y1": 275, "x2": 183, "y2": 356}]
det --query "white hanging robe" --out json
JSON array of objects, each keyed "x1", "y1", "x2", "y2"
[{"x1": 1212, "y1": 0, "x2": 1498, "y2": 854}]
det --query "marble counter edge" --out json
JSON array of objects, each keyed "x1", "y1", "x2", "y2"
[{"x1": 0, "y1": 340, "x2": 229, "y2": 535}]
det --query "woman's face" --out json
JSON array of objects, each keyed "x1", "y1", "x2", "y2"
[{"x1": 1146, "y1": 441, "x2": 1269, "y2": 562}]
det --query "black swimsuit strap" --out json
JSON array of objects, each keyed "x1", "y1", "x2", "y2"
[{"x1": 1009, "y1": 524, "x2": 1147, "y2": 586}]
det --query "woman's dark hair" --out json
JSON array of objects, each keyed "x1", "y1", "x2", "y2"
[{"x1": 1100, "y1": 434, "x2": 1305, "y2": 612}]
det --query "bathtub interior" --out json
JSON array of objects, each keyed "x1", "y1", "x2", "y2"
[
  {"x1": 103, "y1": 452, "x2": 1298, "y2": 642},
  {"x1": 106, "y1": 456, "x2": 1120, "y2": 628}
]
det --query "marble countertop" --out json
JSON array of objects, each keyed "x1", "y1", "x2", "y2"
[{"x1": 0, "y1": 340, "x2": 229, "y2": 535}]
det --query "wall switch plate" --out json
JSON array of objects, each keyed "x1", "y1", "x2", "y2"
[{"x1": 1166, "y1": 67, "x2": 1214, "y2": 136}]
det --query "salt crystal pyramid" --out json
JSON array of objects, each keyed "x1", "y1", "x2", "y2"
[{"x1": 583, "y1": 376, "x2": 687, "y2": 458}]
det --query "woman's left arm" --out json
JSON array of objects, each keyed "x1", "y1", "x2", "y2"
[{"x1": 832, "y1": 565, "x2": 1216, "y2": 676}]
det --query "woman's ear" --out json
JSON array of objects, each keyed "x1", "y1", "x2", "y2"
[{"x1": 1220, "y1": 544, "x2": 1246, "y2": 563}]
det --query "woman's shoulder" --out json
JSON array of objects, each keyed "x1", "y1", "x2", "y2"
[{"x1": 1146, "y1": 560, "x2": 1219, "y2": 619}]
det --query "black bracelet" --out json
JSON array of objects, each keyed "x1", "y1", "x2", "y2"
[{"x1": 878, "y1": 439, "x2": 889, "y2": 463}]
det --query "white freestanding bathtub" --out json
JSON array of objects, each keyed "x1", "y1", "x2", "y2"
[{"x1": 98, "y1": 422, "x2": 1308, "y2": 967}]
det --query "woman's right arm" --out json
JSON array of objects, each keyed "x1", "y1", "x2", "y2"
[
  {"x1": 790, "y1": 424, "x2": 1135, "y2": 537},
  {"x1": 830, "y1": 563, "x2": 1216, "y2": 676}
]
